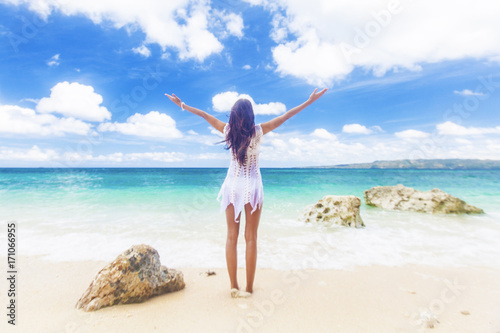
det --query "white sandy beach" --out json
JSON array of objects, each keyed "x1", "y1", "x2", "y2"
[{"x1": 1, "y1": 255, "x2": 499, "y2": 333}]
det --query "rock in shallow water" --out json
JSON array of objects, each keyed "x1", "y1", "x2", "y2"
[
  {"x1": 364, "y1": 184, "x2": 484, "y2": 214},
  {"x1": 75, "y1": 244, "x2": 185, "y2": 311},
  {"x1": 300, "y1": 195, "x2": 365, "y2": 228}
]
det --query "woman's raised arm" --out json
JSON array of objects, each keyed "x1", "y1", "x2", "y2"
[
  {"x1": 260, "y1": 88, "x2": 327, "y2": 135},
  {"x1": 165, "y1": 93, "x2": 226, "y2": 133}
]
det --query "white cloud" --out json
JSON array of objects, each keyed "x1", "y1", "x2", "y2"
[
  {"x1": 273, "y1": 31, "x2": 353, "y2": 86},
  {"x1": 132, "y1": 45, "x2": 151, "y2": 58},
  {"x1": 191, "y1": 152, "x2": 227, "y2": 160},
  {"x1": 3, "y1": 121, "x2": 500, "y2": 166},
  {"x1": 113, "y1": 152, "x2": 184, "y2": 163},
  {"x1": 98, "y1": 111, "x2": 182, "y2": 139},
  {"x1": 254, "y1": 102, "x2": 286, "y2": 115},
  {"x1": 0, "y1": 104, "x2": 91, "y2": 136},
  {"x1": 265, "y1": 131, "x2": 279, "y2": 137},
  {"x1": 0, "y1": 146, "x2": 185, "y2": 164},
  {"x1": 342, "y1": 123, "x2": 372, "y2": 134},
  {"x1": 269, "y1": 138, "x2": 288, "y2": 150},
  {"x1": 395, "y1": 129, "x2": 430, "y2": 139},
  {"x1": 36, "y1": 81, "x2": 111, "y2": 122},
  {"x1": 243, "y1": 0, "x2": 268, "y2": 5},
  {"x1": 248, "y1": 0, "x2": 500, "y2": 86},
  {"x1": 66, "y1": 150, "x2": 185, "y2": 164},
  {"x1": 261, "y1": 130, "x2": 371, "y2": 165},
  {"x1": 455, "y1": 138, "x2": 472, "y2": 145},
  {"x1": 242, "y1": 64, "x2": 251, "y2": 70},
  {"x1": 0, "y1": 145, "x2": 59, "y2": 162},
  {"x1": 180, "y1": 6, "x2": 223, "y2": 61},
  {"x1": 7, "y1": 0, "x2": 243, "y2": 62},
  {"x1": 258, "y1": 123, "x2": 500, "y2": 166},
  {"x1": 453, "y1": 89, "x2": 485, "y2": 97},
  {"x1": 212, "y1": 91, "x2": 286, "y2": 115},
  {"x1": 177, "y1": 127, "x2": 225, "y2": 146},
  {"x1": 218, "y1": 11, "x2": 244, "y2": 38},
  {"x1": 209, "y1": 126, "x2": 224, "y2": 137},
  {"x1": 47, "y1": 53, "x2": 60, "y2": 66},
  {"x1": 270, "y1": 12, "x2": 288, "y2": 43},
  {"x1": 437, "y1": 121, "x2": 500, "y2": 136},
  {"x1": 20, "y1": 98, "x2": 39, "y2": 104},
  {"x1": 311, "y1": 128, "x2": 336, "y2": 140},
  {"x1": 212, "y1": 92, "x2": 244, "y2": 112}
]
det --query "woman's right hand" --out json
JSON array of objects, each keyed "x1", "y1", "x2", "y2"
[{"x1": 165, "y1": 93, "x2": 182, "y2": 108}]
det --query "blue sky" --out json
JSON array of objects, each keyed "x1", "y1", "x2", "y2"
[{"x1": 0, "y1": 0, "x2": 499, "y2": 167}]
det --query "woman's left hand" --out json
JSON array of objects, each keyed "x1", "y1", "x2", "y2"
[
  {"x1": 165, "y1": 93, "x2": 182, "y2": 108},
  {"x1": 307, "y1": 88, "x2": 328, "y2": 104}
]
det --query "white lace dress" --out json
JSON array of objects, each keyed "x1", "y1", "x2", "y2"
[{"x1": 217, "y1": 123, "x2": 264, "y2": 222}]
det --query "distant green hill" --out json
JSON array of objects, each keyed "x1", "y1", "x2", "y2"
[{"x1": 321, "y1": 159, "x2": 500, "y2": 170}]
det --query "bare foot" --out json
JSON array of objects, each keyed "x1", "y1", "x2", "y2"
[
  {"x1": 238, "y1": 290, "x2": 252, "y2": 298},
  {"x1": 231, "y1": 288, "x2": 240, "y2": 298},
  {"x1": 231, "y1": 288, "x2": 252, "y2": 298}
]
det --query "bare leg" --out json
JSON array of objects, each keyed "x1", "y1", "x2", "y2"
[
  {"x1": 244, "y1": 202, "x2": 262, "y2": 294},
  {"x1": 225, "y1": 204, "x2": 241, "y2": 290}
]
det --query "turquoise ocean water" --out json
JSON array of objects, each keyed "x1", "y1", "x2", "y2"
[{"x1": 1, "y1": 168, "x2": 499, "y2": 269}]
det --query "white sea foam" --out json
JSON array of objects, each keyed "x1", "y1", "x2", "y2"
[
  {"x1": 3, "y1": 203, "x2": 500, "y2": 270},
  {"x1": 2, "y1": 168, "x2": 499, "y2": 269}
]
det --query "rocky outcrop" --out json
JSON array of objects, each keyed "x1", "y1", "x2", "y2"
[
  {"x1": 364, "y1": 184, "x2": 484, "y2": 214},
  {"x1": 300, "y1": 195, "x2": 365, "y2": 228},
  {"x1": 75, "y1": 244, "x2": 185, "y2": 311}
]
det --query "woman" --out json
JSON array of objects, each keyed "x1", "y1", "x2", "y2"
[{"x1": 165, "y1": 88, "x2": 327, "y2": 297}]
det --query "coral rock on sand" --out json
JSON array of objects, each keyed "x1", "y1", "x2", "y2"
[
  {"x1": 75, "y1": 244, "x2": 185, "y2": 311},
  {"x1": 364, "y1": 184, "x2": 484, "y2": 214},
  {"x1": 300, "y1": 195, "x2": 365, "y2": 228}
]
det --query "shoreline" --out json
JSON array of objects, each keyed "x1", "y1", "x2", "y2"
[{"x1": 1, "y1": 256, "x2": 500, "y2": 332}]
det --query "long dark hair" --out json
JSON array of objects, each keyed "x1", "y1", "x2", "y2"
[{"x1": 223, "y1": 99, "x2": 256, "y2": 165}]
